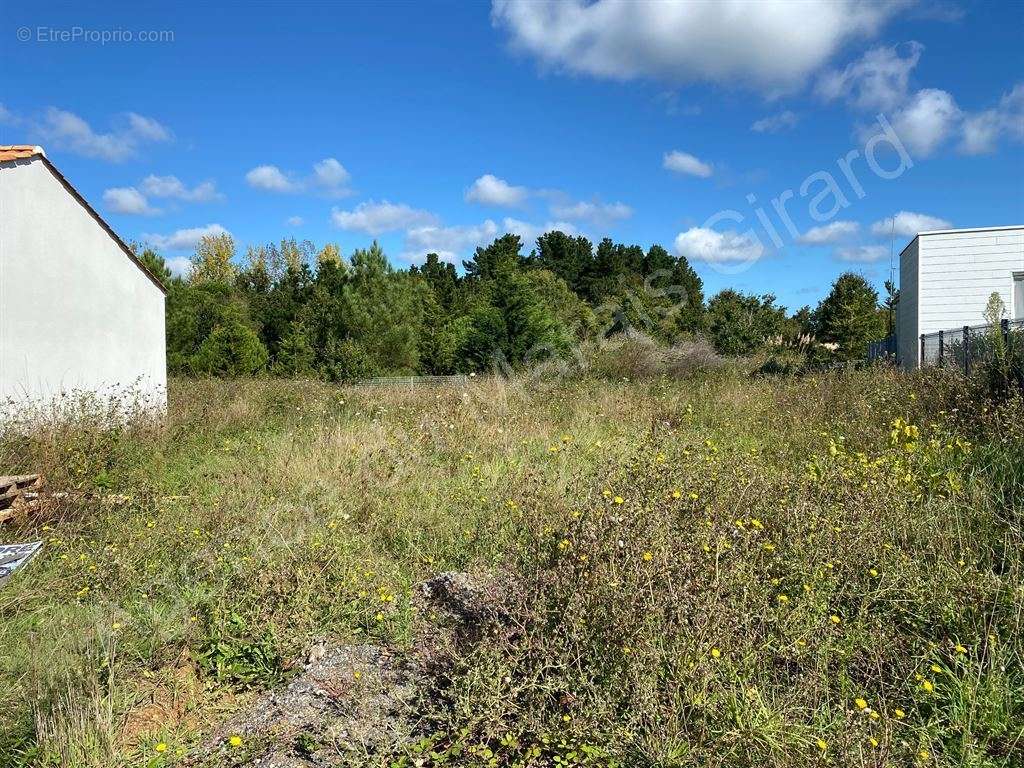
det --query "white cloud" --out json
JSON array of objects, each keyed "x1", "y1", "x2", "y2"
[
  {"x1": 871, "y1": 211, "x2": 952, "y2": 237},
  {"x1": 331, "y1": 200, "x2": 438, "y2": 235},
  {"x1": 125, "y1": 113, "x2": 173, "y2": 143},
  {"x1": 165, "y1": 256, "x2": 193, "y2": 278},
  {"x1": 245, "y1": 164, "x2": 301, "y2": 193},
  {"x1": 246, "y1": 158, "x2": 352, "y2": 195},
  {"x1": 311, "y1": 157, "x2": 352, "y2": 196},
  {"x1": 286, "y1": 215, "x2": 304, "y2": 227},
  {"x1": 465, "y1": 174, "x2": 530, "y2": 207},
  {"x1": 140, "y1": 174, "x2": 221, "y2": 202},
  {"x1": 673, "y1": 227, "x2": 763, "y2": 263},
  {"x1": 491, "y1": 0, "x2": 900, "y2": 92},
  {"x1": 663, "y1": 150, "x2": 712, "y2": 177},
  {"x1": 142, "y1": 223, "x2": 230, "y2": 252},
  {"x1": 32, "y1": 107, "x2": 171, "y2": 162},
  {"x1": 103, "y1": 187, "x2": 160, "y2": 216},
  {"x1": 549, "y1": 199, "x2": 632, "y2": 225},
  {"x1": 796, "y1": 220, "x2": 860, "y2": 244},
  {"x1": 403, "y1": 219, "x2": 501, "y2": 262},
  {"x1": 823, "y1": 46, "x2": 1022, "y2": 158},
  {"x1": 751, "y1": 110, "x2": 800, "y2": 133},
  {"x1": 816, "y1": 42, "x2": 923, "y2": 111},
  {"x1": 835, "y1": 244, "x2": 889, "y2": 262},
  {"x1": 960, "y1": 83, "x2": 1024, "y2": 155},
  {"x1": 502, "y1": 217, "x2": 580, "y2": 245},
  {"x1": 889, "y1": 88, "x2": 961, "y2": 157}
]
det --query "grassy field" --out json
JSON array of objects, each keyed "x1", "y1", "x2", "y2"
[{"x1": 0, "y1": 368, "x2": 1021, "y2": 767}]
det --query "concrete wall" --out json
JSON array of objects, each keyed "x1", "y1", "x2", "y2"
[
  {"x1": 0, "y1": 157, "x2": 166, "y2": 413},
  {"x1": 918, "y1": 227, "x2": 1024, "y2": 336},
  {"x1": 897, "y1": 237, "x2": 919, "y2": 369}
]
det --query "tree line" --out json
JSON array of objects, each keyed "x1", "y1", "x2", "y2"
[{"x1": 133, "y1": 230, "x2": 889, "y2": 378}]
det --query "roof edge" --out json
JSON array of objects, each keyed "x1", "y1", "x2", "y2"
[
  {"x1": 917, "y1": 225, "x2": 1024, "y2": 236},
  {"x1": 898, "y1": 225, "x2": 1024, "y2": 259}
]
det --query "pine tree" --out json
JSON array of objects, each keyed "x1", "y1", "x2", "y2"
[{"x1": 812, "y1": 273, "x2": 886, "y2": 361}]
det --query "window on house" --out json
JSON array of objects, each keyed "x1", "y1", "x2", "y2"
[{"x1": 1016, "y1": 273, "x2": 1024, "y2": 320}]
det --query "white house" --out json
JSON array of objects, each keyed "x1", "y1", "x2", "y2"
[
  {"x1": 0, "y1": 145, "x2": 167, "y2": 414},
  {"x1": 895, "y1": 225, "x2": 1024, "y2": 369}
]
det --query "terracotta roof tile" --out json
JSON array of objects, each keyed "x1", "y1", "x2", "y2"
[{"x1": 0, "y1": 145, "x2": 45, "y2": 162}]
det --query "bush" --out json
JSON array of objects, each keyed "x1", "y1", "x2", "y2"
[
  {"x1": 190, "y1": 322, "x2": 269, "y2": 376},
  {"x1": 589, "y1": 333, "x2": 723, "y2": 380}
]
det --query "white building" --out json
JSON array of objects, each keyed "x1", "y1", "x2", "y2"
[
  {"x1": 0, "y1": 145, "x2": 167, "y2": 414},
  {"x1": 896, "y1": 225, "x2": 1024, "y2": 369}
]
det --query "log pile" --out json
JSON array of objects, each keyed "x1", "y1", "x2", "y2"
[{"x1": 0, "y1": 474, "x2": 43, "y2": 524}]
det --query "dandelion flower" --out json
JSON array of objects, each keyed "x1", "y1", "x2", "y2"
[
  {"x1": 918, "y1": 750, "x2": 929, "y2": 761},
  {"x1": 614, "y1": 496, "x2": 624, "y2": 505},
  {"x1": 869, "y1": 737, "x2": 879, "y2": 748},
  {"x1": 921, "y1": 680, "x2": 934, "y2": 692},
  {"x1": 816, "y1": 739, "x2": 828, "y2": 751},
  {"x1": 894, "y1": 708, "x2": 906, "y2": 718},
  {"x1": 955, "y1": 644, "x2": 967, "y2": 654},
  {"x1": 229, "y1": 735, "x2": 243, "y2": 748},
  {"x1": 710, "y1": 647, "x2": 721, "y2": 659},
  {"x1": 930, "y1": 664, "x2": 942, "y2": 674},
  {"x1": 777, "y1": 594, "x2": 789, "y2": 604},
  {"x1": 155, "y1": 743, "x2": 167, "y2": 753},
  {"x1": 642, "y1": 551, "x2": 653, "y2": 561},
  {"x1": 830, "y1": 614, "x2": 841, "y2": 625},
  {"x1": 869, "y1": 568, "x2": 879, "y2": 577},
  {"x1": 855, "y1": 698, "x2": 868, "y2": 710},
  {"x1": 672, "y1": 490, "x2": 682, "y2": 499}
]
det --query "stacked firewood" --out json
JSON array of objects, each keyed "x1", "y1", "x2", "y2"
[{"x1": 0, "y1": 474, "x2": 42, "y2": 524}]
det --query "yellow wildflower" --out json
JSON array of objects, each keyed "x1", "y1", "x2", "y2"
[{"x1": 229, "y1": 735, "x2": 243, "y2": 748}]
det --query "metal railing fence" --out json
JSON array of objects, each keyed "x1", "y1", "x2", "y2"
[{"x1": 920, "y1": 318, "x2": 1024, "y2": 372}]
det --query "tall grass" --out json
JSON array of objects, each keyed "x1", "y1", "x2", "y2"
[{"x1": 0, "y1": 370, "x2": 1020, "y2": 767}]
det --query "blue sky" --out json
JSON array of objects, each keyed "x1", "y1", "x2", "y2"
[{"x1": 2, "y1": 0, "x2": 1022, "y2": 310}]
